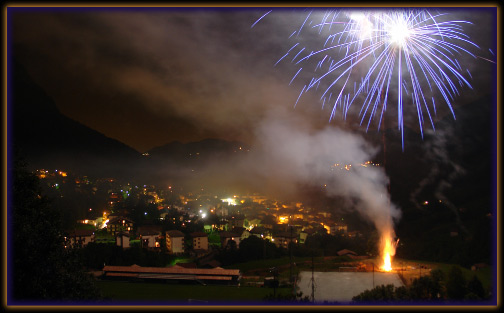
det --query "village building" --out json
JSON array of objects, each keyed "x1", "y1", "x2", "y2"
[
  {"x1": 116, "y1": 231, "x2": 130, "y2": 249},
  {"x1": 219, "y1": 230, "x2": 245, "y2": 249},
  {"x1": 107, "y1": 216, "x2": 134, "y2": 235},
  {"x1": 298, "y1": 231, "x2": 309, "y2": 244},
  {"x1": 63, "y1": 229, "x2": 95, "y2": 248},
  {"x1": 191, "y1": 232, "x2": 209, "y2": 253},
  {"x1": 137, "y1": 226, "x2": 163, "y2": 249},
  {"x1": 102, "y1": 264, "x2": 240, "y2": 285},
  {"x1": 330, "y1": 223, "x2": 348, "y2": 235},
  {"x1": 249, "y1": 226, "x2": 272, "y2": 241},
  {"x1": 165, "y1": 230, "x2": 185, "y2": 254},
  {"x1": 273, "y1": 231, "x2": 298, "y2": 249}
]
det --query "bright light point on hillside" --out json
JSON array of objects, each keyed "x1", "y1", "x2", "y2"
[{"x1": 201, "y1": 213, "x2": 207, "y2": 218}]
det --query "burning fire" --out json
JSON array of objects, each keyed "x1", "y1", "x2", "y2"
[
  {"x1": 382, "y1": 240, "x2": 393, "y2": 271},
  {"x1": 380, "y1": 231, "x2": 399, "y2": 272}
]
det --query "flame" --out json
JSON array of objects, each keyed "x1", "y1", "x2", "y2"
[
  {"x1": 382, "y1": 246, "x2": 393, "y2": 272},
  {"x1": 380, "y1": 231, "x2": 397, "y2": 272}
]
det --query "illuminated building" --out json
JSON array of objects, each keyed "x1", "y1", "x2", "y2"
[
  {"x1": 63, "y1": 229, "x2": 95, "y2": 248},
  {"x1": 107, "y1": 216, "x2": 134, "y2": 235},
  {"x1": 166, "y1": 230, "x2": 185, "y2": 254},
  {"x1": 190, "y1": 232, "x2": 209, "y2": 252}
]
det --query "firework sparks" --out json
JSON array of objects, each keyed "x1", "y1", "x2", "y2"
[{"x1": 257, "y1": 9, "x2": 487, "y2": 150}]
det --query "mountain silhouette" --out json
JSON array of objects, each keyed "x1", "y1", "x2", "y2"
[{"x1": 10, "y1": 59, "x2": 142, "y2": 179}]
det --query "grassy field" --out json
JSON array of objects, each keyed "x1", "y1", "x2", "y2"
[{"x1": 96, "y1": 281, "x2": 291, "y2": 304}]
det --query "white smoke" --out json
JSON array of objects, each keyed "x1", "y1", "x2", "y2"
[{"x1": 245, "y1": 108, "x2": 402, "y2": 240}]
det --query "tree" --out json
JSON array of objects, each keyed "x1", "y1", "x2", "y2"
[
  {"x1": 429, "y1": 269, "x2": 445, "y2": 300},
  {"x1": 466, "y1": 275, "x2": 486, "y2": 300},
  {"x1": 446, "y1": 266, "x2": 467, "y2": 300},
  {"x1": 11, "y1": 156, "x2": 102, "y2": 302},
  {"x1": 352, "y1": 268, "x2": 447, "y2": 303},
  {"x1": 237, "y1": 236, "x2": 279, "y2": 262},
  {"x1": 394, "y1": 286, "x2": 411, "y2": 301},
  {"x1": 238, "y1": 236, "x2": 265, "y2": 261},
  {"x1": 409, "y1": 275, "x2": 442, "y2": 301},
  {"x1": 352, "y1": 284, "x2": 397, "y2": 303}
]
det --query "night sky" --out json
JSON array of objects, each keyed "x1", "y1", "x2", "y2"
[{"x1": 10, "y1": 6, "x2": 496, "y2": 153}]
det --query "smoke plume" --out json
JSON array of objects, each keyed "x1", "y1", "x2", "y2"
[{"x1": 244, "y1": 108, "x2": 402, "y2": 251}]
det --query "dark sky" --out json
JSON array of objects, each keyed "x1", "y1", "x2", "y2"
[{"x1": 9, "y1": 6, "x2": 497, "y2": 153}]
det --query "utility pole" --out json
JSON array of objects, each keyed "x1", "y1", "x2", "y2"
[
  {"x1": 372, "y1": 262, "x2": 375, "y2": 288},
  {"x1": 289, "y1": 225, "x2": 293, "y2": 284},
  {"x1": 311, "y1": 252, "x2": 315, "y2": 303},
  {"x1": 269, "y1": 267, "x2": 278, "y2": 298}
]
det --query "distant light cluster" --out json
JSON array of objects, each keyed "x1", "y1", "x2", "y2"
[{"x1": 330, "y1": 160, "x2": 380, "y2": 171}]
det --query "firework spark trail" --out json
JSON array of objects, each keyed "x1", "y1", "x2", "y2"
[
  {"x1": 250, "y1": 10, "x2": 272, "y2": 28},
  {"x1": 257, "y1": 9, "x2": 485, "y2": 150}
]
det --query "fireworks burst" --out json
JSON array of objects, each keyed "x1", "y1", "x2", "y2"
[{"x1": 256, "y1": 9, "x2": 487, "y2": 150}]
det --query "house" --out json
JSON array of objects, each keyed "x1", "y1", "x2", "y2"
[
  {"x1": 137, "y1": 225, "x2": 162, "y2": 235},
  {"x1": 116, "y1": 231, "x2": 130, "y2": 249},
  {"x1": 273, "y1": 231, "x2": 297, "y2": 249},
  {"x1": 219, "y1": 230, "x2": 244, "y2": 248},
  {"x1": 191, "y1": 232, "x2": 209, "y2": 252},
  {"x1": 223, "y1": 227, "x2": 250, "y2": 246},
  {"x1": 249, "y1": 226, "x2": 272, "y2": 240},
  {"x1": 244, "y1": 218, "x2": 261, "y2": 229},
  {"x1": 330, "y1": 223, "x2": 348, "y2": 235},
  {"x1": 138, "y1": 226, "x2": 163, "y2": 249},
  {"x1": 298, "y1": 231, "x2": 308, "y2": 244},
  {"x1": 165, "y1": 230, "x2": 185, "y2": 254},
  {"x1": 107, "y1": 216, "x2": 134, "y2": 235},
  {"x1": 64, "y1": 229, "x2": 95, "y2": 248}
]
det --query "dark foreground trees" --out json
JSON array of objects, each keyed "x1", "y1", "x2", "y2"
[
  {"x1": 11, "y1": 157, "x2": 102, "y2": 302},
  {"x1": 352, "y1": 267, "x2": 490, "y2": 303}
]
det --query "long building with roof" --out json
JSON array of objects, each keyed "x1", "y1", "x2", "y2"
[{"x1": 102, "y1": 264, "x2": 241, "y2": 285}]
